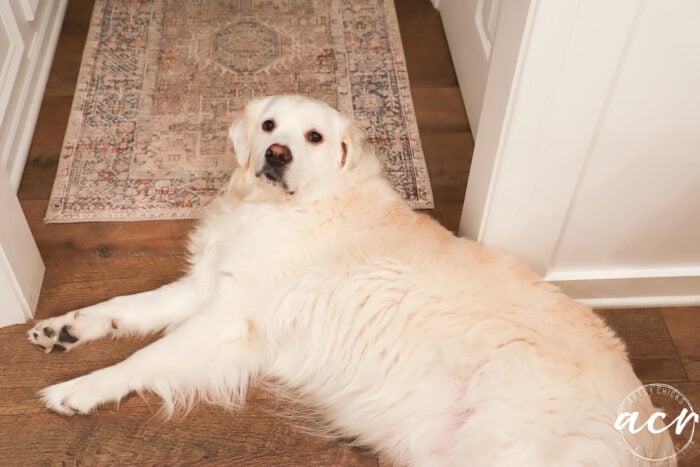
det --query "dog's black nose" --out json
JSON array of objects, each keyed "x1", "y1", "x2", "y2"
[{"x1": 265, "y1": 144, "x2": 292, "y2": 167}]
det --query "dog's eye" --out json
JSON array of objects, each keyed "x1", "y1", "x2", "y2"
[
  {"x1": 306, "y1": 130, "x2": 323, "y2": 144},
  {"x1": 262, "y1": 120, "x2": 275, "y2": 132}
]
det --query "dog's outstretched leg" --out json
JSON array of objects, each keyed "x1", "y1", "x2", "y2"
[
  {"x1": 39, "y1": 309, "x2": 264, "y2": 416},
  {"x1": 27, "y1": 277, "x2": 203, "y2": 353}
]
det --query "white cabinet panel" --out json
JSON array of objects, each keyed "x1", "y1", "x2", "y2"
[
  {"x1": 438, "y1": 0, "x2": 524, "y2": 134},
  {"x1": 457, "y1": 0, "x2": 700, "y2": 307},
  {"x1": 19, "y1": 0, "x2": 40, "y2": 22},
  {"x1": 550, "y1": 1, "x2": 700, "y2": 270},
  {"x1": 0, "y1": 3, "x2": 25, "y2": 131},
  {"x1": 0, "y1": 0, "x2": 68, "y2": 189}
]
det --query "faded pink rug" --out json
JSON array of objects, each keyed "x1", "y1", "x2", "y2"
[{"x1": 46, "y1": 0, "x2": 433, "y2": 223}]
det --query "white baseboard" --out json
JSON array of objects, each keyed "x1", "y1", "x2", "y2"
[
  {"x1": 545, "y1": 267, "x2": 700, "y2": 309},
  {"x1": 579, "y1": 296, "x2": 700, "y2": 309}
]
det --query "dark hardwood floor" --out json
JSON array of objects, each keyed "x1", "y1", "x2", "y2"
[{"x1": 0, "y1": 0, "x2": 697, "y2": 464}]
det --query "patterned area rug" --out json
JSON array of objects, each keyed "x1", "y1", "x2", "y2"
[{"x1": 45, "y1": 0, "x2": 433, "y2": 223}]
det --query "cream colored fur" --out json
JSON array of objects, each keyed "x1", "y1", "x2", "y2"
[{"x1": 29, "y1": 95, "x2": 674, "y2": 466}]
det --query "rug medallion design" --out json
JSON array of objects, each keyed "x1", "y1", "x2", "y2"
[{"x1": 46, "y1": 0, "x2": 433, "y2": 223}]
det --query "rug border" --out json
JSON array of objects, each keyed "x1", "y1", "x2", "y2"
[
  {"x1": 381, "y1": 0, "x2": 434, "y2": 210},
  {"x1": 44, "y1": 0, "x2": 110, "y2": 224}
]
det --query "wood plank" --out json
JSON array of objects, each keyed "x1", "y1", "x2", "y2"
[
  {"x1": 419, "y1": 131, "x2": 472, "y2": 233},
  {"x1": 628, "y1": 358, "x2": 688, "y2": 384},
  {"x1": 595, "y1": 309, "x2": 679, "y2": 360},
  {"x1": 43, "y1": 31, "x2": 89, "y2": 98},
  {"x1": 29, "y1": 95, "x2": 73, "y2": 146},
  {"x1": 17, "y1": 144, "x2": 61, "y2": 201},
  {"x1": 595, "y1": 309, "x2": 688, "y2": 383},
  {"x1": 680, "y1": 357, "x2": 700, "y2": 382},
  {"x1": 394, "y1": 0, "x2": 458, "y2": 88},
  {"x1": 412, "y1": 86, "x2": 471, "y2": 132},
  {"x1": 21, "y1": 200, "x2": 193, "y2": 262},
  {"x1": 661, "y1": 308, "x2": 700, "y2": 380},
  {"x1": 0, "y1": 403, "x2": 378, "y2": 465},
  {"x1": 659, "y1": 308, "x2": 699, "y2": 357}
]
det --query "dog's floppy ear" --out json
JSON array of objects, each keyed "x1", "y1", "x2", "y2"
[
  {"x1": 229, "y1": 118, "x2": 250, "y2": 168},
  {"x1": 339, "y1": 121, "x2": 372, "y2": 171},
  {"x1": 229, "y1": 97, "x2": 270, "y2": 168}
]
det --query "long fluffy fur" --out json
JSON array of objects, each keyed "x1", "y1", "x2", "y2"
[{"x1": 31, "y1": 95, "x2": 674, "y2": 466}]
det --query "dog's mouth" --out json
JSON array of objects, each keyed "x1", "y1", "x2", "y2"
[{"x1": 256, "y1": 164, "x2": 291, "y2": 192}]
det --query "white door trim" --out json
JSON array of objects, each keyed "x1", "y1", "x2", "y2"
[
  {"x1": 0, "y1": 246, "x2": 32, "y2": 325},
  {"x1": 0, "y1": 165, "x2": 44, "y2": 327}
]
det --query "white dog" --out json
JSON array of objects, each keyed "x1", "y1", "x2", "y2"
[{"x1": 30, "y1": 95, "x2": 674, "y2": 466}]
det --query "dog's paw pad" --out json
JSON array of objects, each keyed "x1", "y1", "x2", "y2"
[{"x1": 28, "y1": 318, "x2": 81, "y2": 354}]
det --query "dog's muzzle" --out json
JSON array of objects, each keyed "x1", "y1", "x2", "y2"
[{"x1": 259, "y1": 144, "x2": 292, "y2": 187}]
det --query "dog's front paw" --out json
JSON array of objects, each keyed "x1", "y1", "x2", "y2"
[
  {"x1": 28, "y1": 314, "x2": 81, "y2": 354},
  {"x1": 40, "y1": 377, "x2": 95, "y2": 416},
  {"x1": 40, "y1": 368, "x2": 129, "y2": 416}
]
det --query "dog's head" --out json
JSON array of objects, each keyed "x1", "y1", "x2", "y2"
[{"x1": 229, "y1": 95, "x2": 376, "y2": 196}]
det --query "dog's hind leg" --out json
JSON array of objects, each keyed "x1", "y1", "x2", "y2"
[
  {"x1": 28, "y1": 277, "x2": 204, "y2": 353},
  {"x1": 39, "y1": 308, "x2": 264, "y2": 416}
]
